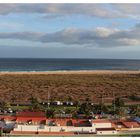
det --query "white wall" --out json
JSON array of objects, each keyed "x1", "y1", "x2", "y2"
[
  {"x1": 129, "y1": 128, "x2": 140, "y2": 131},
  {"x1": 92, "y1": 123, "x2": 112, "y2": 128},
  {"x1": 13, "y1": 125, "x2": 96, "y2": 132},
  {"x1": 97, "y1": 130, "x2": 117, "y2": 135},
  {"x1": 14, "y1": 125, "x2": 40, "y2": 131},
  {"x1": 13, "y1": 122, "x2": 113, "y2": 133}
]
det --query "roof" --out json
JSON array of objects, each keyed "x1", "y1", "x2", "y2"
[
  {"x1": 48, "y1": 119, "x2": 73, "y2": 126},
  {"x1": 55, "y1": 119, "x2": 67, "y2": 126},
  {"x1": 111, "y1": 122, "x2": 116, "y2": 127},
  {"x1": 96, "y1": 128, "x2": 116, "y2": 131},
  {"x1": 121, "y1": 121, "x2": 140, "y2": 128},
  {"x1": 92, "y1": 119, "x2": 111, "y2": 123},
  {"x1": 0, "y1": 116, "x2": 16, "y2": 121},
  {"x1": 16, "y1": 117, "x2": 46, "y2": 121},
  {"x1": 47, "y1": 119, "x2": 91, "y2": 126},
  {"x1": 16, "y1": 111, "x2": 45, "y2": 117}
]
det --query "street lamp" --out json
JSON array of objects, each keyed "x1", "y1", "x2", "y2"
[{"x1": 48, "y1": 87, "x2": 50, "y2": 109}]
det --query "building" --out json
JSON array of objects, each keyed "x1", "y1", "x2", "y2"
[
  {"x1": 54, "y1": 114, "x2": 72, "y2": 118},
  {"x1": 121, "y1": 121, "x2": 140, "y2": 129},
  {"x1": 63, "y1": 102, "x2": 74, "y2": 106},
  {"x1": 96, "y1": 128, "x2": 117, "y2": 135},
  {"x1": 16, "y1": 111, "x2": 46, "y2": 125},
  {"x1": 0, "y1": 111, "x2": 126, "y2": 136},
  {"x1": 0, "y1": 116, "x2": 16, "y2": 122},
  {"x1": 51, "y1": 101, "x2": 63, "y2": 106},
  {"x1": 92, "y1": 119, "x2": 112, "y2": 128}
]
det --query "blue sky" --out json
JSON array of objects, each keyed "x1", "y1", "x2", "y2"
[{"x1": 0, "y1": 3, "x2": 140, "y2": 59}]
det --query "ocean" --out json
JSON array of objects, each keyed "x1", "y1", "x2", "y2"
[{"x1": 0, "y1": 58, "x2": 140, "y2": 71}]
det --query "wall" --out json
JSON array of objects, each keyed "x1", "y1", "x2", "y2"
[
  {"x1": 129, "y1": 128, "x2": 140, "y2": 131},
  {"x1": 13, "y1": 125, "x2": 96, "y2": 133},
  {"x1": 97, "y1": 130, "x2": 117, "y2": 135}
]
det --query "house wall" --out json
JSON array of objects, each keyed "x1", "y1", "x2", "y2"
[
  {"x1": 97, "y1": 130, "x2": 117, "y2": 135},
  {"x1": 13, "y1": 125, "x2": 96, "y2": 133},
  {"x1": 13, "y1": 122, "x2": 113, "y2": 133},
  {"x1": 129, "y1": 128, "x2": 140, "y2": 131},
  {"x1": 14, "y1": 125, "x2": 40, "y2": 132}
]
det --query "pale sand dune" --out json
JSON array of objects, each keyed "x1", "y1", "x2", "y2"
[{"x1": 0, "y1": 70, "x2": 140, "y2": 75}]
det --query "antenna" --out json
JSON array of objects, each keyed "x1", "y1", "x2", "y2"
[{"x1": 113, "y1": 92, "x2": 116, "y2": 116}]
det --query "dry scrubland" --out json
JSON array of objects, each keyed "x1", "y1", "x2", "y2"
[{"x1": 0, "y1": 71, "x2": 140, "y2": 104}]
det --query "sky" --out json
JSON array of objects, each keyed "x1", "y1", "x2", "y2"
[{"x1": 0, "y1": 3, "x2": 140, "y2": 59}]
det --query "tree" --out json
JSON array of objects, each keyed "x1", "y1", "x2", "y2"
[
  {"x1": 128, "y1": 105, "x2": 140, "y2": 118},
  {"x1": 46, "y1": 108, "x2": 55, "y2": 118},
  {"x1": 78, "y1": 102, "x2": 92, "y2": 118},
  {"x1": 11, "y1": 95, "x2": 17, "y2": 104},
  {"x1": 0, "y1": 127, "x2": 2, "y2": 136},
  {"x1": 29, "y1": 96, "x2": 43, "y2": 111},
  {"x1": 100, "y1": 103, "x2": 109, "y2": 114},
  {"x1": 112, "y1": 97, "x2": 124, "y2": 116},
  {"x1": 65, "y1": 108, "x2": 71, "y2": 114},
  {"x1": 136, "y1": 105, "x2": 140, "y2": 116},
  {"x1": 74, "y1": 100, "x2": 80, "y2": 109},
  {"x1": 114, "y1": 97, "x2": 124, "y2": 107},
  {"x1": 67, "y1": 96, "x2": 73, "y2": 102},
  {"x1": 0, "y1": 101, "x2": 10, "y2": 111}
]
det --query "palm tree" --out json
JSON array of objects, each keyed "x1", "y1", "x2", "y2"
[
  {"x1": 29, "y1": 96, "x2": 43, "y2": 111},
  {"x1": 112, "y1": 97, "x2": 124, "y2": 116},
  {"x1": 101, "y1": 104, "x2": 109, "y2": 114},
  {"x1": 79, "y1": 102, "x2": 92, "y2": 118}
]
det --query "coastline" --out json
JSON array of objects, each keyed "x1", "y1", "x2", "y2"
[{"x1": 0, "y1": 70, "x2": 140, "y2": 75}]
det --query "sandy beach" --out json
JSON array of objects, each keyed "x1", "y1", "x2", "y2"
[{"x1": 0, "y1": 70, "x2": 140, "y2": 75}]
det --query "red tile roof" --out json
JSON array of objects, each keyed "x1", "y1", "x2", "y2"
[
  {"x1": 16, "y1": 117, "x2": 46, "y2": 122},
  {"x1": 92, "y1": 119, "x2": 111, "y2": 123},
  {"x1": 48, "y1": 119, "x2": 71, "y2": 126},
  {"x1": 0, "y1": 116, "x2": 16, "y2": 121},
  {"x1": 121, "y1": 121, "x2": 140, "y2": 128}
]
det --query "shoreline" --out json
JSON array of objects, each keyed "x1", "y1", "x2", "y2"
[{"x1": 0, "y1": 70, "x2": 140, "y2": 75}]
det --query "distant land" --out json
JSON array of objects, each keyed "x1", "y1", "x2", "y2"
[{"x1": 0, "y1": 70, "x2": 140, "y2": 105}]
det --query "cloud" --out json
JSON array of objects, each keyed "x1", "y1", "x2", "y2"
[
  {"x1": 112, "y1": 4, "x2": 140, "y2": 15},
  {"x1": 0, "y1": 4, "x2": 140, "y2": 20},
  {"x1": 0, "y1": 25, "x2": 140, "y2": 47},
  {"x1": 0, "y1": 32, "x2": 44, "y2": 41},
  {"x1": 112, "y1": 4, "x2": 140, "y2": 19},
  {"x1": 0, "y1": 4, "x2": 131, "y2": 19}
]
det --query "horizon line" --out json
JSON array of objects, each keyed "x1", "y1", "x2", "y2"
[{"x1": 0, "y1": 57, "x2": 140, "y2": 60}]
